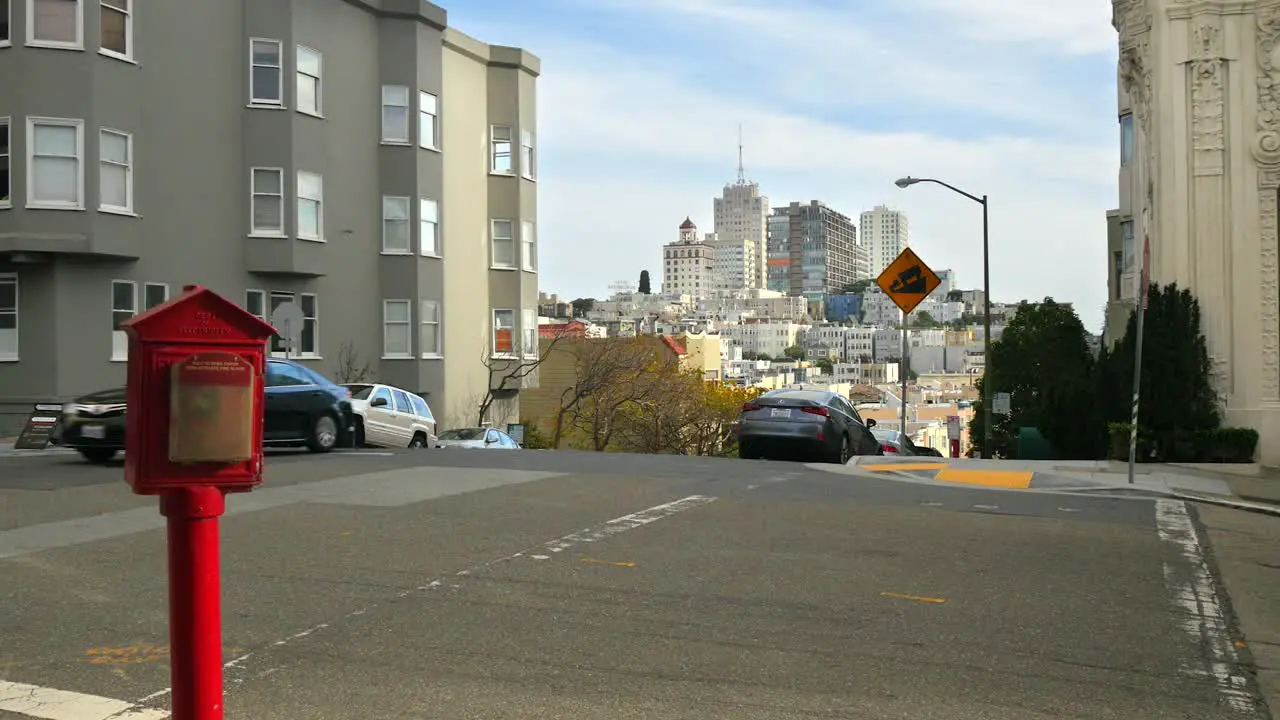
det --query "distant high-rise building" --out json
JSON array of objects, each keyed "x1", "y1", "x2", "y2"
[
  {"x1": 860, "y1": 205, "x2": 910, "y2": 276},
  {"x1": 766, "y1": 201, "x2": 863, "y2": 302},
  {"x1": 712, "y1": 128, "x2": 768, "y2": 289},
  {"x1": 662, "y1": 218, "x2": 715, "y2": 299}
]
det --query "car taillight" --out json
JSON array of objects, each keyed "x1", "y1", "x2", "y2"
[
  {"x1": 743, "y1": 403, "x2": 762, "y2": 412},
  {"x1": 881, "y1": 444, "x2": 898, "y2": 453},
  {"x1": 801, "y1": 407, "x2": 829, "y2": 417}
]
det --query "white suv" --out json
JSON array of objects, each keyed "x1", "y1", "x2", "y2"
[{"x1": 343, "y1": 384, "x2": 437, "y2": 449}]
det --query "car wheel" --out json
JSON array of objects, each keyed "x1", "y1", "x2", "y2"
[
  {"x1": 79, "y1": 447, "x2": 118, "y2": 464},
  {"x1": 409, "y1": 433, "x2": 428, "y2": 449},
  {"x1": 738, "y1": 441, "x2": 758, "y2": 460},
  {"x1": 307, "y1": 414, "x2": 339, "y2": 453},
  {"x1": 829, "y1": 435, "x2": 850, "y2": 465}
]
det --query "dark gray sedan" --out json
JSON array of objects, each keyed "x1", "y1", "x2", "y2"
[{"x1": 737, "y1": 389, "x2": 881, "y2": 463}]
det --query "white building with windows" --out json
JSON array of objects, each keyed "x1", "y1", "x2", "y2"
[
  {"x1": 662, "y1": 218, "x2": 716, "y2": 300},
  {"x1": 713, "y1": 169, "x2": 769, "y2": 289},
  {"x1": 860, "y1": 204, "x2": 909, "y2": 277}
]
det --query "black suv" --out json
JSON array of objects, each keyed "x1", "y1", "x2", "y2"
[{"x1": 55, "y1": 359, "x2": 355, "y2": 463}]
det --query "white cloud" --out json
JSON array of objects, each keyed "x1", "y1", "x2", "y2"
[
  {"x1": 534, "y1": 41, "x2": 1117, "y2": 331},
  {"x1": 901, "y1": 0, "x2": 1117, "y2": 56}
]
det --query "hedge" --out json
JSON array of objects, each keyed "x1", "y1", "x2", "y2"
[{"x1": 1107, "y1": 423, "x2": 1259, "y2": 463}]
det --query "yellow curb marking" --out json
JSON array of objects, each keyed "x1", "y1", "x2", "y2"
[
  {"x1": 861, "y1": 463, "x2": 949, "y2": 472},
  {"x1": 880, "y1": 591, "x2": 947, "y2": 604},
  {"x1": 934, "y1": 468, "x2": 1034, "y2": 489},
  {"x1": 579, "y1": 558, "x2": 637, "y2": 568}
]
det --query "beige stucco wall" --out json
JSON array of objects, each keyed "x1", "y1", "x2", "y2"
[{"x1": 1116, "y1": 0, "x2": 1280, "y2": 464}]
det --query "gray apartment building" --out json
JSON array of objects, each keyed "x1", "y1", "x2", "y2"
[
  {"x1": 765, "y1": 201, "x2": 865, "y2": 302},
  {"x1": 0, "y1": 0, "x2": 542, "y2": 434}
]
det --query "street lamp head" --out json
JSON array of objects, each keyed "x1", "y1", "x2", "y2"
[{"x1": 894, "y1": 177, "x2": 918, "y2": 189}]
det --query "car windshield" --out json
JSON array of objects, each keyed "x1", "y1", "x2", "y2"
[
  {"x1": 439, "y1": 428, "x2": 486, "y2": 440},
  {"x1": 344, "y1": 384, "x2": 375, "y2": 400},
  {"x1": 871, "y1": 428, "x2": 900, "y2": 442}
]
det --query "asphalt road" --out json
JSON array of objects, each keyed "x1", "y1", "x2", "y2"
[{"x1": 0, "y1": 448, "x2": 1274, "y2": 719}]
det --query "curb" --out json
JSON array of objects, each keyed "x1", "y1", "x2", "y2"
[{"x1": 1169, "y1": 491, "x2": 1280, "y2": 518}]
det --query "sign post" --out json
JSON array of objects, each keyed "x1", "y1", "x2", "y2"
[
  {"x1": 13, "y1": 402, "x2": 64, "y2": 450},
  {"x1": 269, "y1": 302, "x2": 304, "y2": 360},
  {"x1": 121, "y1": 285, "x2": 277, "y2": 720},
  {"x1": 1127, "y1": 234, "x2": 1152, "y2": 485},
  {"x1": 876, "y1": 247, "x2": 942, "y2": 441}
]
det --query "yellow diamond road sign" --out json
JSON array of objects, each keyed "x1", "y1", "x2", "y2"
[{"x1": 876, "y1": 247, "x2": 942, "y2": 315}]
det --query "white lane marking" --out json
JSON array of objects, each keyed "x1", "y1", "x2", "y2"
[
  {"x1": 1057, "y1": 507, "x2": 1081, "y2": 513},
  {"x1": 0, "y1": 680, "x2": 168, "y2": 720},
  {"x1": 138, "y1": 495, "x2": 718, "y2": 707},
  {"x1": 1154, "y1": 499, "x2": 1258, "y2": 715},
  {"x1": 920, "y1": 501, "x2": 943, "y2": 507},
  {"x1": 972, "y1": 504, "x2": 999, "y2": 510}
]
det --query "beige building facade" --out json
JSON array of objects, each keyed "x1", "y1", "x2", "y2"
[{"x1": 1109, "y1": 0, "x2": 1280, "y2": 465}]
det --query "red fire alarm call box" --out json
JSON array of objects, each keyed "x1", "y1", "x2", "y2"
[{"x1": 121, "y1": 285, "x2": 277, "y2": 495}]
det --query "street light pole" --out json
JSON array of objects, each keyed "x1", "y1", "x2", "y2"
[{"x1": 894, "y1": 176, "x2": 993, "y2": 459}]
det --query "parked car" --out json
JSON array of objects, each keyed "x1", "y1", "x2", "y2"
[
  {"x1": 872, "y1": 428, "x2": 923, "y2": 456},
  {"x1": 435, "y1": 427, "x2": 521, "y2": 450},
  {"x1": 737, "y1": 388, "x2": 881, "y2": 463},
  {"x1": 56, "y1": 359, "x2": 354, "y2": 463},
  {"x1": 342, "y1": 383, "x2": 437, "y2": 449},
  {"x1": 916, "y1": 446, "x2": 945, "y2": 457}
]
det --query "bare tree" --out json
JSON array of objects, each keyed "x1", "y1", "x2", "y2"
[
  {"x1": 548, "y1": 336, "x2": 678, "y2": 450},
  {"x1": 335, "y1": 341, "x2": 373, "y2": 383},
  {"x1": 476, "y1": 324, "x2": 570, "y2": 426}
]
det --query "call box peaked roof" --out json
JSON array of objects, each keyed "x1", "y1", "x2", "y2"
[{"x1": 122, "y1": 284, "x2": 278, "y2": 341}]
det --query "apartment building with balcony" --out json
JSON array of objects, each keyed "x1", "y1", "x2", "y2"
[{"x1": 0, "y1": 0, "x2": 541, "y2": 433}]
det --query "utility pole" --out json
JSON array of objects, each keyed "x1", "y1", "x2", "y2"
[
  {"x1": 900, "y1": 310, "x2": 909, "y2": 435},
  {"x1": 1127, "y1": 232, "x2": 1151, "y2": 484}
]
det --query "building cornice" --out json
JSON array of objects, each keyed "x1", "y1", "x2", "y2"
[{"x1": 1166, "y1": 0, "x2": 1274, "y2": 21}]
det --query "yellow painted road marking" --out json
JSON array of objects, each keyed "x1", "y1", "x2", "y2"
[
  {"x1": 880, "y1": 591, "x2": 947, "y2": 604},
  {"x1": 85, "y1": 644, "x2": 168, "y2": 665},
  {"x1": 861, "y1": 462, "x2": 949, "y2": 472},
  {"x1": 934, "y1": 468, "x2": 1034, "y2": 489},
  {"x1": 579, "y1": 558, "x2": 637, "y2": 568}
]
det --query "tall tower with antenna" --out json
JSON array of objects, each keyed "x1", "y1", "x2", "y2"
[{"x1": 712, "y1": 123, "x2": 769, "y2": 290}]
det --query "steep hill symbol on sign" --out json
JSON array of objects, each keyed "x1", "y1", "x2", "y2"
[{"x1": 889, "y1": 266, "x2": 927, "y2": 295}]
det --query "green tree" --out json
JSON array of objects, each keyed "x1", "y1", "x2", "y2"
[
  {"x1": 570, "y1": 298, "x2": 595, "y2": 317},
  {"x1": 967, "y1": 298, "x2": 1103, "y2": 459},
  {"x1": 1101, "y1": 282, "x2": 1219, "y2": 444},
  {"x1": 946, "y1": 289, "x2": 964, "y2": 302},
  {"x1": 638, "y1": 270, "x2": 651, "y2": 294},
  {"x1": 912, "y1": 311, "x2": 939, "y2": 327},
  {"x1": 816, "y1": 358, "x2": 834, "y2": 373},
  {"x1": 783, "y1": 345, "x2": 807, "y2": 360}
]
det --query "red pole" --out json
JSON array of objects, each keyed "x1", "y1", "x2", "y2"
[
  {"x1": 159, "y1": 485, "x2": 227, "y2": 720},
  {"x1": 950, "y1": 439, "x2": 960, "y2": 458}
]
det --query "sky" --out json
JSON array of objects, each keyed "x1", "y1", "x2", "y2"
[{"x1": 447, "y1": 0, "x2": 1120, "y2": 333}]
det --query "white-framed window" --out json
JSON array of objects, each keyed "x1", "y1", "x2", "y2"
[
  {"x1": 381, "y1": 85, "x2": 410, "y2": 143},
  {"x1": 98, "y1": 128, "x2": 132, "y2": 213},
  {"x1": 419, "y1": 198, "x2": 439, "y2": 256},
  {"x1": 110, "y1": 279, "x2": 135, "y2": 361},
  {"x1": 296, "y1": 45, "x2": 322, "y2": 117},
  {"x1": 0, "y1": 274, "x2": 16, "y2": 361},
  {"x1": 1120, "y1": 113, "x2": 1134, "y2": 167},
  {"x1": 381, "y1": 195, "x2": 410, "y2": 253},
  {"x1": 522, "y1": 308, "x2": 536, "y2": 357},
  {"x1": 245, "y1": 289, "x2": 266, "y2": 321},
  {"x1": 420, "y1": 299, "x2": 441, "y2": 357},
  {"x1": 0, "y1": 118, "x2": 10, "y2": 208},
  {"x1": 300, "y1": 293, "x2": 318, "y2": 356},
  {"x1": 521, "y1": 220, "x2": 536, "y2": 271},
  {"x1": 250, "y1": 167, "x2": 284, "y2": 235},
  {"x1": 490, "y1": 126, "x2": 512, "y2": 173},
  {"x1": 492, "y1": 308, "x2": 515, "y2": 356},
  {"x1": 27, "y1": 117, "x2": 84, "y2": 209},
  {"x1": 382, "y1": 299, "x2": 412, "y2": 358},
  {"x1": 490, "y1": 219, "x2": 515, "y2": 268},
  {"x1": 268, "y1": 291, "x2": 294, "y2": 355},
  {"x1": 520, "y1": 129, "x2": 535, "y2": 179},
  {"x1": 249, "y1": 38, "x2": 283, "y2": 106},
  {"x1": 1121, "y1": 219, "x2": 1135, "y2": 271},
  {"x1": 99, "y1": 0, "x2": 129, "y2": 59},
  {"x1": 143, "y1": 282, "x2": 167, "y2": 309},
  {"x1": 296, "y1": 170, "x2": 323, "y2": 240},
  {"x1": 28, "y1": 0, "x2": 82, "y2": 48},
  {"x1": 418, "y1": 91, "x2": 438, "y2": 150}
]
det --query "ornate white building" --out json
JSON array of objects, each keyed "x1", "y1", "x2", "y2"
[
  {"x1": 1108, "y1": 0, "x2": 1280, "y2": 464},
  {"x1": 662, "y1": 218, "x2": 716, "y2": 300}
]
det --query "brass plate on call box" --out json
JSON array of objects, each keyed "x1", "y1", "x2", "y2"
[{"x1": 169, "y1": 352, "x2": 256, "y2": 464}]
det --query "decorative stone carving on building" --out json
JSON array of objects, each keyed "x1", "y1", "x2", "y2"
[
  {"x1": 1255, "y1": 8, "x2": 1280, "y2": 401},
  {"x1": 1191, "y1": 19, "x2": 1226, "y2": 169}
]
